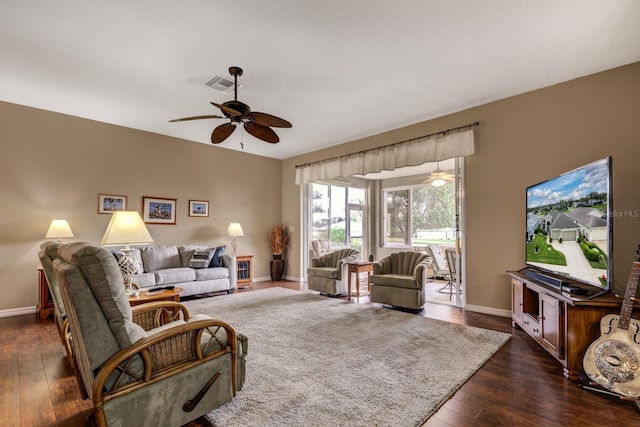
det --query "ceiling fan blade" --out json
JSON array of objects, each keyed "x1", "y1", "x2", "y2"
[
  {"x1": 244, "y1": 122, "x2": 279, "y2": 143},
  {"x1": 211, "y1": 102, "x2": 242, "y2": 117},
  {"x1": 211, "y1": 123, "x2": 236, "y2": 144},
  {"x1": 250, "y1": 112, "x2": 292, "y2": 128},
  {"x1": 169, "y1": 115, "x2": 223, "y2": 122}
]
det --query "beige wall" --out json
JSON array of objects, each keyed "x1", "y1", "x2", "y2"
[
  {"x1": 0, "y1": 102, "x2": 282, "y2": 312},
  {"x1": 283, "y1": 61, "x2": 640, "y2": 313}
]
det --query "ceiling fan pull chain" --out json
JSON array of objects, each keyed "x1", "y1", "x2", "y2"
[{"x1": 240, "y1": 125, "x2": 245, "y2": 155}]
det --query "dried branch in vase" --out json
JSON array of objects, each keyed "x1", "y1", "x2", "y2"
[{"x1": 269, "y1": 224, "x2": 290, "y2": 256}]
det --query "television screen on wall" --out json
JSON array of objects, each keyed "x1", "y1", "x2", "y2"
[{"x1": 525, "y1": 157, "x2": 612, "y2": 291}]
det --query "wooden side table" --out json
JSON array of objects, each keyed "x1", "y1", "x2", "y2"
[
  {"x1": 236, "y1": 255, "x2": 254, "y2": 289},
  {"x1": 347, "y1": 262, "x2": 374, "y2": 302},
  {"x1": 37, "y1": 266, "x2": 54, "y2": 320}
]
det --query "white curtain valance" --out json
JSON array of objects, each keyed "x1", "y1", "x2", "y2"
[{"x1": 295, "y1": 128, "x2": 475, "y2": 185}]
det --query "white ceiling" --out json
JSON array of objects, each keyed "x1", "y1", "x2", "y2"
[{"x1": 1, "y1": 1, "x2": 639, "y2": 160}]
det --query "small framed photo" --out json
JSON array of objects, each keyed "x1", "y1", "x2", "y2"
[
  {"x1": 98, "y1": 194, "x2": 127, "y2": 214},
  {"x1": 189, "y1": 200, "x2": 209, "y2": 217},
  {"x1": 142, "y1": 196, "x2": 177, "y2": 224}
]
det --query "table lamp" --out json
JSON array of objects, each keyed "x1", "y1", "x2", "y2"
[
  {"x1": 227, "y1": 222, "x2": 244, "y2": 254},
  {"x1": 101, "y1": 211, "x2": 154, "y2": 296},
  {"x1": 45, "y1": 219, "x2": 74, "y2": 242}
]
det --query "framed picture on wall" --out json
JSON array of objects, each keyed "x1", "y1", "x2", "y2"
[
  {"x1": 142, "y1": 196, "x2": 177, "y2": 224},
  {"x1": 98, "y1": 194, "x2": 127, "y2": 214},
  {"x1": 188, "y1": 200, "x2": 209, "y2": 217}
]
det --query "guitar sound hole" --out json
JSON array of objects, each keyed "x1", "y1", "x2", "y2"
[{"x1": 605, "y1": 355, "x2": 621, "y2": 366}]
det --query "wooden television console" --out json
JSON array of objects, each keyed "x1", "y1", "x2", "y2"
[{"x1": 508, "y1": 268, "x2": 637, "y2": 381}]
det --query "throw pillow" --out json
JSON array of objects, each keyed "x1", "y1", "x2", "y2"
[
  {"x1": 209, "y1": 245, "x2": 226, "y2": 268},
  {"x1": 189, "y1": 248, "x2": 216, "y2": 269}
]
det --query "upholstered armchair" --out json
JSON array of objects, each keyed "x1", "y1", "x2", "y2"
[
  {"x1": 307, "y1": 248, "x2": 361, "y2": 296},
  {"x1": 38, "y1": 241, "x2": 75, "y2": 369},
  {"x1": 52, "y1": 242, "x2": 247, "y2": 427},
  {"x1": 369, "y1": 251, "x2": 432, "y2": 310}
]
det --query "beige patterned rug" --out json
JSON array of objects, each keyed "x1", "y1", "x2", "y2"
[{"x1": 183, "y1": 287, "x2": 510, "y2": 427}]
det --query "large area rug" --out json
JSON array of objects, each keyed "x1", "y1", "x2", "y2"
[{"x1": 183, "y1": 287, "x2": 510, "y2": 427}]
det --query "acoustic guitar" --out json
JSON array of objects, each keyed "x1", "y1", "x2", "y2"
[{"x1": 583, "y1": 248, "x2": 640, "y2": 397}]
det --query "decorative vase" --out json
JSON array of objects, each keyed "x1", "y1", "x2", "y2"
[{"x1": 270, "y1": 254, "x2": 284, "y2": 281}]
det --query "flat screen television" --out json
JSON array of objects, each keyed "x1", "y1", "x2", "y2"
[{"x1": 525, "y1": 157, "x2": 612, "y2": 292}]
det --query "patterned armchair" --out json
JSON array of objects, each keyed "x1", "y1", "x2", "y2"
[
  {"x1": 52, "y1": 242, "x2": 247, "y2": 427},
  {"x1": 424, "y1": 244, "x2": 450, "y2": 281},
  {"x1": 307, "y1": 248, "x2": 361, "y2": 296},
  {"x1": 369, "y1": 251, "x2": 432, "y2": 310},
  {"x1": 309, "y1": 238, "x2": 332, "y2": 260}
]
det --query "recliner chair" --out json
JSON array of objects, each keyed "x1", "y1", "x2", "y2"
[
  {"x1": 38, "y1": 241, "x2": 75, "y2": 370},
  {"x1": 307, "y1": 248, "x2": 361, "y2": 296},
  {"x1": 369, "y1": 251, "x2": 432, "y2": 310},
  {"x1": 52, "y1": 242, "x2": 247, "y2": 427}
]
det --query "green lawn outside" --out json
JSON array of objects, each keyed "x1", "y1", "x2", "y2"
[{"x1": 526, "y1": 233, "x2": 567, "y2": 266}]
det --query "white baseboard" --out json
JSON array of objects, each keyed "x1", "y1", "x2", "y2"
[
  {"x1": 254, "y1": 276, "x2": 304, "y2": 283},
  {"x1": 465, "y1": 304, "x2": 511, "y2": 318},
  {"x1": 0, "y1": 306, "x2": 36, "y2": 318}
]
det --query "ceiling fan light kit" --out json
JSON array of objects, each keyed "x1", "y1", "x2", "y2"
[
  {"x1": 170, "y1": 66, "x2": 291, "y2": 145},
  {"x1": 424, "y1": 161, "x2": 456, "y2": 187}
]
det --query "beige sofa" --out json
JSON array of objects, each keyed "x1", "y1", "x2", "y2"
[{"x1": 114, "y1": 244, "x2": 237, "y2": 297}]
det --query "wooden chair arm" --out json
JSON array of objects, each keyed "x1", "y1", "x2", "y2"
[
  {"x1": 131, "y1": 301, "x2": 191, "y2": 330},
  {"x1": 93, "y1": 318, "x2": 237, "y2": 404}
]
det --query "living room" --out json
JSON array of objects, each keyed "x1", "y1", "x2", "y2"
[
  {"x1": 4, "y1": 61, "x2": 639, "y2": 318},
  {"x1": 2, "y1": 2, "x2": 640, "y2": 425}
]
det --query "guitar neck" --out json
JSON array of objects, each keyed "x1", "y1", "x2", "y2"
[{"x1": 619, "y1": 261, "x2": 640, "y2": 330}]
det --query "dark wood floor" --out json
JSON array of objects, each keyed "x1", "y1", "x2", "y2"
[{"x1": 1, "y1": 281, "x2": 638, "y2": 426}]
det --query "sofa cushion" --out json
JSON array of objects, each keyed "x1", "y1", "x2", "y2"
[
  {"x1": 307, "y1": 266, "x2": 339, "y2": 279},
  {"x1": 141, "y1": 246, "x2": 182, "y2": 272},
  {"x1": 370, "y1": 274, "x2": 419, "y2": 290},
  {"x1": 153, "y1": 267, "x2": 196, "y2": 285},
  {"x1": 209, "y1": 245, "x2": 226, "y2": 268},
  {"x1": 189, "y1": 248, "x2": 216, "y2": 269},
  {"x1": 195, "y1": 267, "x2": 229, "y2": 281},
  {"x1": 132, "y1": 272, "x2": 156, "y2": 288}
]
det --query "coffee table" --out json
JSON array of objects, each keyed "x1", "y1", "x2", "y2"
[{"x1": 128, "y1": 287, "x2": 183, "y2": 307}]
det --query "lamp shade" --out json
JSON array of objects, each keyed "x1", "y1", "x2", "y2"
[
  {"x1": 45, "y1": 220, "x2": 74, "y2": 239},
  {"x1": 227, "y1": 222, "x2": 244, "y2": 237},
  {"x1": 101, "y1": 211, "x2": 154, "y2": 248}
]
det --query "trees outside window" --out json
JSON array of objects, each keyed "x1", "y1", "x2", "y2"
[
  {"x1": 311, "y1": 183, "x2": 365, "y2": 249},
  {"x1": 384, "y1": 182, "x2": 455, "y2": 246}
]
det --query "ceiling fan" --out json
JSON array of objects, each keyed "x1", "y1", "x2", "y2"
[
  {"x1": 169, "y1": 66, "x2": 292, "y2": 144},
  {"x1": 423, "y1": 162, "x2": 456, "y2": 187}
]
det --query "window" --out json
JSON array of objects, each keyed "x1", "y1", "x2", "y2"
[
  {"x1": 311, "y1": 183, "x2": 366, "y2": 249},
  {"x1": 383, "y1": 182, "x2": 456, "y2": 247}
]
